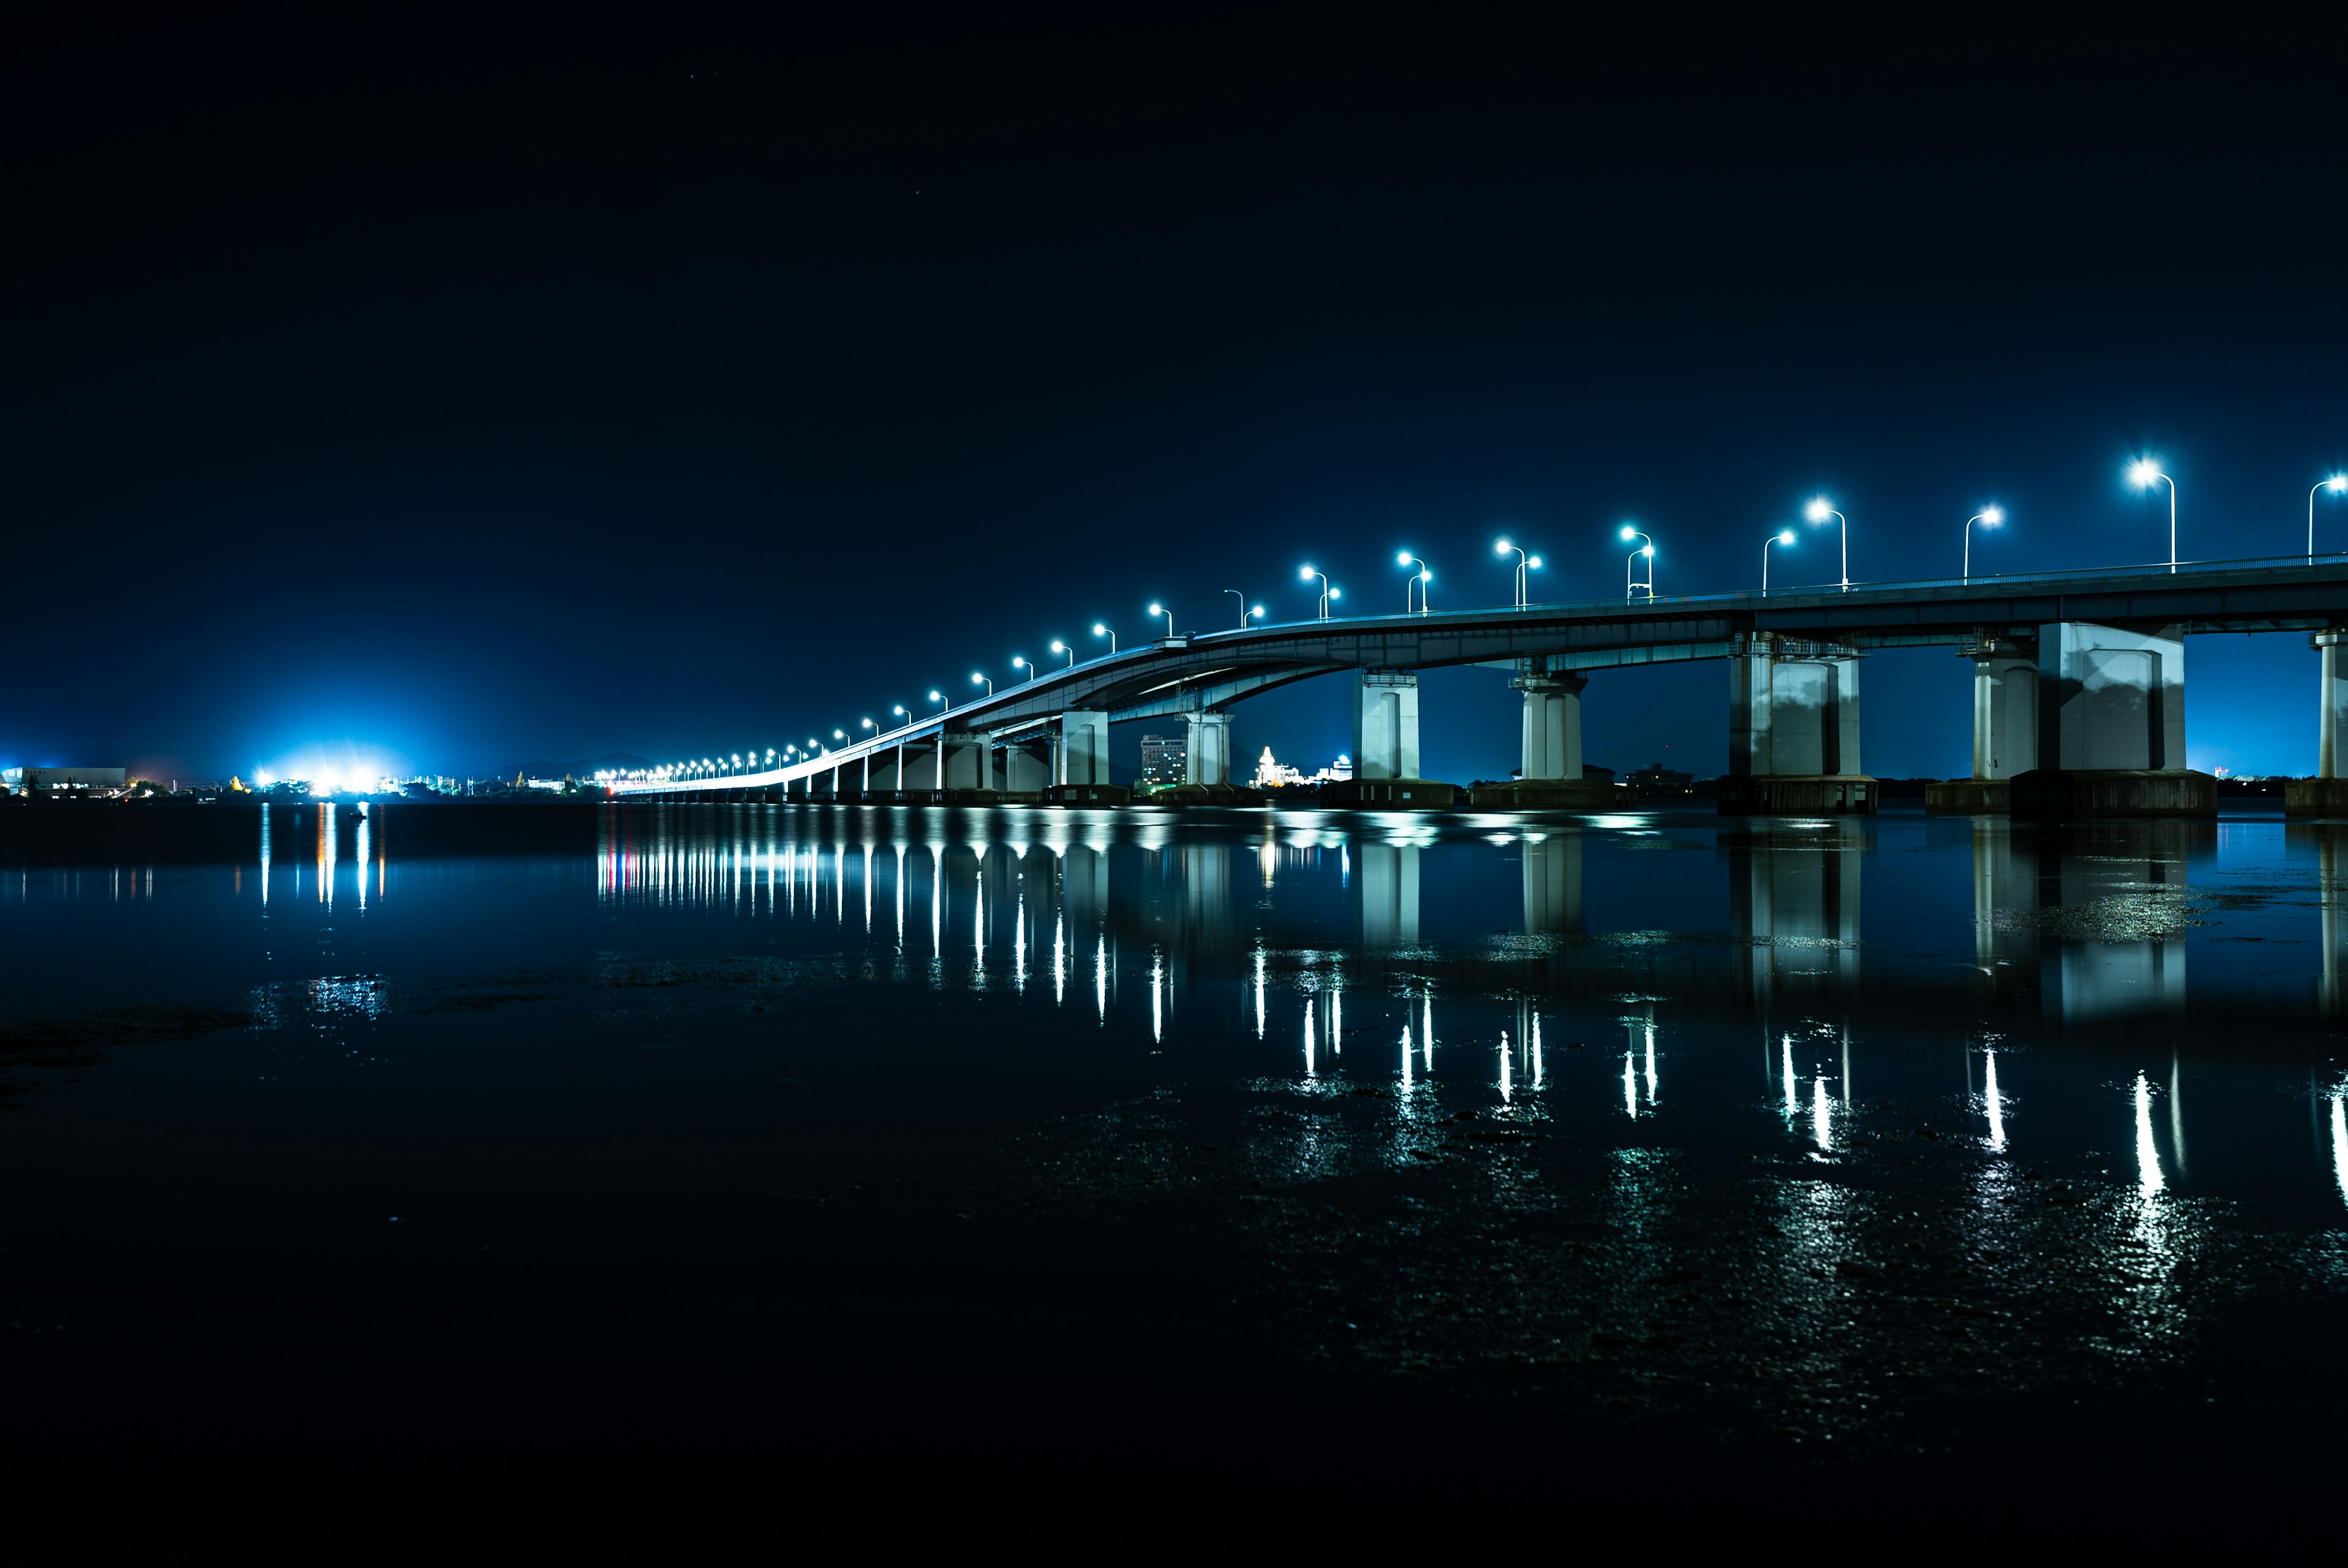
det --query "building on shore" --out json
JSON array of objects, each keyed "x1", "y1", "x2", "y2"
[{"x1": 5, "y1": 766, "x2": 128, "y2": 796}]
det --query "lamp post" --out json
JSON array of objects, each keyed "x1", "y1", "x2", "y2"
[
  {"x1": 1050, "y1": 639, "x2": 1074, "y2": 669},
  {"x1": 2128, "y1": 460, "x2": 2176, "y2": 572},
  {"x1": 1763, "y1": 529, "x2": 1796, "y2": 597},
  {"x1": 1093, "y1": 622, "x2": 1117, "y2": 655},
  {"x1": 1803, "y1": 498, "x2": 1848, "y2": 591},
  {"x1": 860, "y1": 718, "x2": 876, "y2": 737},
  {"x1": 1397, "y1": 553, "x2": 1431, "y2": 614},
  {"x1": 1963, "y1": 507, "x2": 2003, "y2": 581},
  {"x1": 2311, "y1": 476, "x2": 2347, "y2": 562},
  {"x1": 1619, "y1": 527, "x2": 1655, "y2": 600},
  {"x1": 1147, "y1": 603, "x2": 1175, "y2": 639},
  {"x1": 1012, "y1": 655, "x2": 1036, "y2": 682},
  {"x1": 972, "y1": 672, "x2": 993, "y2": 698},
  {"x1": 929, "y1": 690, "x2": 946, "y2": 714},
  {"x1": 1224, "y1": 589, "x2": 1250, "y2": 628},
  {"x1": 1300, "y1": 565, "x2": 1332, "y2": 620},
  {"x1": 1495, "y1": 539, "x2": 1531, "y2": 609}
]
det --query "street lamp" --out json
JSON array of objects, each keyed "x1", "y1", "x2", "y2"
[
  {"x1": 1147, "y1": 603, "x2": 1175, "y2": 639},
  {"x1": 1301, "y1": 565, "x2": 1333, "y2": 620},
  {"x1": 1803, "y1": 498, "x2": 1848, "y2": 591},
  {"x1": 1093, "y1": 623, "x2": 1117, "y2": 655},
  {"x1": 1049, "y1": 639, "x2": 1073, "y2": 668},
  {"x1": 1397, "y1": 552, "x2": 1431, "y2": 614},
  {"x1": 1619, "y1": 526, "x2": 1655, "y2": 600},
  {"x1": 1763, "y1": 529, "x2": 1796, "y2": 597},
  {"x1": 1012, "y1": 655, "x2": 1035, "y2": 682},
  {"x1": 1963, "y1": 507, "x2": 2003, "y2": 581},
  {"x1": 1495, "y1": 539, "x2": 1533, "y2": 610},
  {"x1": 2128, "y1": 460, "x2": 2176, "y2": 572},
  {"x1": 2311, "y1": 476, "x2": 2347, "y2": 562},
  {"x1": 929, "y1": 690, "x2": 945, "y2": 713},
  {"x1": 860, "y1": 718, "x2": 876, "y2": 735},
  {"x1": 972, "y1": 671, "x2": 993, "y2": 697}
]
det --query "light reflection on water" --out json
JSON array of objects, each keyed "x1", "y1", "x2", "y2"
[{"x1": 12, "y1": 800, "x2": 2348, "y2": 1417}]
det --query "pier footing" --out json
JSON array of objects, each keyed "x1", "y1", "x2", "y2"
[
  {"x1": 2010, "y1": 769, "x2": 2217, "y2": 818},
  {"x1": 1716, "y1": 775, "x2": 1878, "y2": 815}
]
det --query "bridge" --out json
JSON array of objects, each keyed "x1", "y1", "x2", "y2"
[{"x1": 609, "y1": 553, "x2": 2348, "y2": 817}]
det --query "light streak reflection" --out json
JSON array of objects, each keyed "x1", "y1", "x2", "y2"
[
  {"x1": 2134, "y1": 1072, "x2": 2165, "y2": 1194},
  {"x1": 1984, "y1": 1049, "x2": 2006, "y2": 1151}
]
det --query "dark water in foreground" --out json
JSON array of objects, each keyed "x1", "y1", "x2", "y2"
[{"x1": 4, "y1": 800, "x2": 2346, "y2": 1544}]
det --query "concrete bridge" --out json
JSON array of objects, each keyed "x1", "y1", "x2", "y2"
[{"x1": 610, "y1": 553, "x2": 2348, "y2": 815}]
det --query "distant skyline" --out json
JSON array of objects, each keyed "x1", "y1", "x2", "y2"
[{"x1": 9, "y1": 17, "x2": 2347, "y2": 782}]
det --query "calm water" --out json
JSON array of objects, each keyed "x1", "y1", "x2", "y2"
[{"x1": 5, "y1": 800, "x2": 2346, "y2": 1535}]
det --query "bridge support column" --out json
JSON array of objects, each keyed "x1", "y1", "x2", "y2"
[
  {"x1": 1929, "y1": 636, "x2": 2037, "y2": 813},
  {"x1": 1045, "y1": 710, "x2": 1129, "y2": 805},
  {"x1": 1472, "y1": 668, "x2": 1617, "y2": 809},
  {"x1": 2287, "y1": 630, "x2": 2348, "y2": 814},
  {"x1": 1718, "y1": 635, "x2": 1875, "y2": 814},
  {"x1": 939, "y1": 731, "x2": 993, "y2": 800},
  {"x1": 1184, "y1": 711, "x2": 1231, "y2": 787},
  {"x1": 1327, "y1": 669, "x2": 1456, "y2": 809},
  {"x1": 1002, "y1": 738, "x2": 1051, "y2": 800},
  {"x1": 2011, "y1": 621, "x2": 2213, "y2": 817}
]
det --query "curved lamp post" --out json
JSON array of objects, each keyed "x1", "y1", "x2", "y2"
[
  {"x1": 1495, "y1": 539, "x2": 1529, "y2": 609},
  {"x1": 929, "y1": 690, "x2": 946, "y2": 714},
  {"x1": 1963, "y1": 507, "x2": 2003, "y2": 581},
  {"x1": 2128, "y1": 460, "x2": 2177, "y2": 572},
  {"x1": 1147, "y1": 603, "x2": 1175, "y2": 639},
  {"x1": 1619, "y1": 526, "x2": 1655, "y2": 600},
  {"x1": 1092, "y1": 622, "x2": 1117, "y2": 655},
  {"x1": 1301, "y1": 565, "x2": 1333, "y2": 620},
  {"x1": 1763, "y1": 529, "x2": 1796, "y2": 598},
  {"x1": 971, "y1": 671, "x2": 993, "y2": 698},
  {"x1": 1011, "y1": 655, "x2": 1036, "y2": 682},
  {"x1": 1397, "y1": 552, "x2": 1431, "y2": 614},
  {"x1": 2311, "y1": 476, "x2": 2347, "y2": 562},
  {"x1": 1803, "y1": 498, "x2": 1848, "y2": 591},
  {"x1": 1050, "y1": 639, "x2": 1074, "y2": 669}
]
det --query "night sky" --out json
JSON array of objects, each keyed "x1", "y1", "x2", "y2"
[{"x1": 10, "y1": 15, "x2": 2348, "y2": 786}]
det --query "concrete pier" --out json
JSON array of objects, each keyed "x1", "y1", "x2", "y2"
[
  {"x1": 2010, "y1": 622, "x2": 2213, "y2": 817},
  {"x1": 1471, "y1": 666, "x2": 1619, "y2": 809},
  {"x1": 2286, "y1": 630, "x2": 2348, "y2": 814},
  {"x1": 1927, "y1": 636, "x2": 2037, "y2": 813},
  {"x1": 1325, "y1": 669, "x2": 1456, "y2": 809},
  {"x1": 1719, "y1": 635, "x2": 1875, "y2": 815}
]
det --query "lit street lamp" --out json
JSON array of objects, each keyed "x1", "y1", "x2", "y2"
[
  {"x1": 1763, "y1": 529, "x2": 1796, "y2": 597},
  {"x1": 1300, "y1": 565, "x2": 1334, "y2": 620},
  {"x1": 1222, "y1": 589, "x2": 1264, "y2": 628},
  {"x1": 2128, "y1": 460, "x2": 2177, "y2": 573},
  {"x1": 1093, "y1": 623, "x2": 1117, "y2": 655},
  {"x1": 1147, "y1": 603, "x2": 1175, "y2": 639},
  {"x1": 1803, "y1": 498, "x2": 1849, "y2": 591},
  {"x1": 1012, "y1": 655, "x2": 1035, "y2": 682},
  {"x1": 1049, "y1": 639, "x2": 1074, "y2": 669},
  {"x1": 1494, "y1": 539, "x2": 1538, "y2": 610},
  {"x1": 1396, "y1": 552, "x2": 1431, "y2": 614},
  {"x1": 2311, "y1": 476, "x2": 2347, "y2": 562},
  {"x1": 1963, "y1": 507, "x2": 2003, "y2": 581},
  {"x1": 972, "y1": 671, "x2": 993, "y2": 698},
  {"x1": 1619, "y1": 526, "x2": 1655, "y2": 600},
  {"x1": 929, "y1": 690, "x2": 945, "y2": 714}
]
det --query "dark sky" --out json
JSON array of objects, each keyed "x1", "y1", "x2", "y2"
[{"x1": 10, "y1": 12, "x2": 2347, "y2": 784}]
